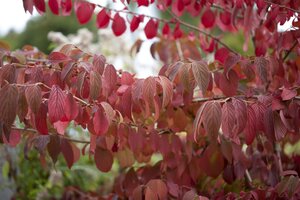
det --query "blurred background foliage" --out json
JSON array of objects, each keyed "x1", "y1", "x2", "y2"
[{"x1": 0, "y1": 10, "x2": 97, "y2": 54}]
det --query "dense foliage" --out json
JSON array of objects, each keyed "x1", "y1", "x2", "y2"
[{"x1": 1, "y1": 0, "x2": 300, "y2": 199}]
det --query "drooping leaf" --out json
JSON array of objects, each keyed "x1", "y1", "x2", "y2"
[
  {"x1": 94, "y1": 147, "x2": 113, "y2": 172},
  {"x1": 89, "y1": 70, "x2": 102, "y2": 100},
  {"x1": 103, "y1": 64, "x2": 117, "y2": 96},
  {"x1": 75, "y1": 1, "x2": 95, "y2": 24},
  {"x1": 203, "y1": 101, "x2": 222, "y2": 138},
  {"x1": 244, "y1": 105, "x2": 256, "y2": 145},
  {"x1": 144, "y1": 19, "x2": 158, "y2": 39},
  {"x1": 0, "y1": 84, "x2": 18, "y2": 127},
  {"x1": 146, "y1": 179, "x2": 168, "y2": 200},
  {"x1": 97, "y1": 9, "x2": 110, "y2": 28},
  {"x1": 48, "y1": 0, "x2": 59, "y2": 15},
  {"x1": 112, "y1": 13, "x2": 126, "y2": 36},
  {"x1": 61, "y1": 138, "x2": 80, "y2": 168},
  {"x1": 34, "y1": 102, "x2": 48, "y2": 135},
  {"x1": 254, "y1": 57, "x2": 268, "y2": 83},
  {"x1": 63, "y1": 93, "x2": 79, "y2": 121},
  {"x1": 130, "y1": 15, "x2": 142, "y2": 32},
  {"x1": 25, "y1": 85, "x2": 42, "y2": 113},
  {"x1": 158, "y1": 76, "x2": 173, "y2": 108},
  {"x1": 221, "y1": 101, "x2": 236, "y2": 139},
  {"x1": 93, "y1": 106, "x2": 109, "y2": 136},
  {"x1": 48, "y1": 52, "x2": 70, "y2": 64},
  {"x1": 281, "y1": 88, "x2": 297, "y2": 101},
  {"x1": 48, "y1": 85, "x2": 66, "y2": 123},
  {"x1": 191, "y1": 60, "x2": 210, "y2": 94},
  {"x1": 232, "y1": 98, "x2": 247, "y2": 135},
  {"x1": 201, "y1": 8, "x2": 215, "y2": 28}
]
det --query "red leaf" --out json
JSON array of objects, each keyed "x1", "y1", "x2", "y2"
[
  {"x1": 281, "y1": 88, "x2": 297, "y2": 101},
  {"x1": 48, "y1": 0, "x2": 59, "y2": 15},
  {"x1": 217, "y1": 70, "x2": 239, "y2": 96},
  {"x1": 232, "y1": 98, "x2": 247, "y2": 135},
  {"x1": 48, "y1": 52, "x2": 70, "y2": 64},
  {"x1": 203, "y1": 101, "x2": 222, "y2": 139},
  {"x1": 137, "y1": 0, "x2": 149, "y2": 6},
  {"x1": 61, "y1": 0, "x2": 72, "y2": 15},
  {"x1": 244, "y1": 105, "x2": 256, "y2": 145},
  {"x1": 63, "y1": 93, "x2": 79, "y2": 121},
  {"x1": 103, "y1": 64, "x2": 117, "y2": 96},
  {"x1": 201, "y1": 8, "x2": 215, "y2": 28},
  {"x1": 215, "y1": 48, "x2": 230, "y2": 64},
  {"x1": 220, "y1": 11, "x2": 231, "y2": 25},
  {"x1": 25, "y1": 85, "x2": 42, "y2": 114},
  {"x1": 221, "y1": 101, "x2": 236, "y2": 139},
  {"x1": 61, "y1": 138, "x2": 80, "y2": 168},
  {"x1": 254, "y1": 57, "x2": 269, "y2": 83},
  {"x1": 224, "y1": 53, "x2": 240, "y2": 77},
  {"x1": 48, "y1": 85, "x2": 66, "y2": 123},
  {"x1": 94, "y1": 147, "x2": 113, "y2": 172},
  {"x1": 173, "y1": 23, "x2": 183, "y2": 39},
  {"x1": 34, "y1": 0, "x2": 45, "y2": 13},
  {"x1": 191, "y1": 60, "x2": 210, "y2": 94},
  {"x1": 162, "y1": 23, "x2": 170, "y2": 36},
  {"x1": 145, "y1": 187, "x2": 158, "y2": 200},
  {"x1": 158, "y1": 76, "x2": 173, "y2": 107},
  {"x1": 6, "y1": 129, "x2": 21, "y2": 147},
  {"x1": 0, "y1": 84, "x2": 18, "y2": 127},
  {"x1": 144, "y1": 19, "x2": 158, "y2": 39},
  {"x1": 97, "y1": 9, "x2": 110, "y2": 28},
  {"x1": 75, "y1": 1, "x2": 95, "y2": 24},
  {"x1": 89, "y1": 70, "x2": 102, "y2": 100},
  {"x1": 146, "y1": 179, "x2": 168, "y2": 200},
  {"x1": 130, "y1": 15, "x2": 142, "y2": 32},
  {"x1": 274, "y1": 112, "x2": 287, "y2": 141},
  {"x1": 34, "y1": 102, "x2": 48, "y2": 135},
  {"x1": 93, "y1": 54, "x2": 106, "y2": 75},
  {"x1": 112, "y1": 13, "x2": 127, "y2": 36},
  {"x1": 23, "y1": 0, "x2": 34, "y2": 14},
  {"x1": 143, "y1": 77, "x2": 157, "y2": 106},
  {"x1": 93, "y1": 107, "x2": 109, "y2": 136}
]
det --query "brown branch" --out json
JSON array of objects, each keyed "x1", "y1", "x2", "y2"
[
  {"x1": 283, "y1": 41, "x2": 298, "y2": 61},
  {"x1": 264, "y1": 0, "x2": 300, "y2": 14}
]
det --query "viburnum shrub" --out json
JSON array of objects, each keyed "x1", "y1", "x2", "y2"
[{"x1": 1, "y1": 0, "x2": 300, "y2": 199}]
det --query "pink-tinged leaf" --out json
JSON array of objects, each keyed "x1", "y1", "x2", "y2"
[
  {"x1": 145, "y1": 187, "x2": 158, "y2": 200},
  {"x1": 221, "y1": 101, "x2": 236, "y2": 139},
  {"x1": 89, "y1": 70, "x2": 102, "y2": 100},
  {"x1": 183, "y1": 190, "x2": 197, "y2": 200},
  {"x1": 103, "y1": 64, "x2": 117, "y2": 96},
  {"x1": 162, "y1": 23, "x2": 170, "y2": 36},
  {"x1": 137, "y1": 0, "x2": 149, "y2": 6},
  {"x1": 281, "y1": 88, "x2": 297, "y2": 101},
  {"x1": 144, "y1": 19, "x2": 158, "y2": 39},
  {"x1": 61, "y1": 62, "x2": 75, "y2": 81},
  {"x1": 191, "y1": 60, "x2": 210, "y2": 94},
  {"x1": 143, "y1": 77, "x2": 157, "y2": 105},
  {"x1": 220, "y1": 11, "x2": 231, "y2": 25},
  {"x1": 203, "y1": 101, "x2": 222, "y2": 139},
  {"x1": 130, "y1": 15, "x2": 142, "y2": 32},
  {"x1": 244, "y1": 105, "x2": 256, "y2": 145},
  {"x1": 61, "y1": 138, "x2": 80, "y2": 168},
  {"x1": 48, "y1": 52, "x2": 70, "y2": 64},
  {"x1": 47, "y1": 135, "x2": 60, "y2": 163},
  {"x1": 193, "y1": 101, "x2": 208, "y2": 141},
  {"x1": 63, "y1": 93, "x2": 79, "y2": 121},
  {"x1": 224, "y1": 53, "x2": 240, "y2": 77},
  {"x1": 48, "y1": 0, "x2": 59, "y2": 15},
  {"x1": 215, "y1": 48, "x2": 229, "y2": 64},
  {"x1": 116, "y1": 148, "x2": 135, "y2": 168},
  {"x1": 0, "y1": 84, "x2": 18, "y2": 127},
  {"x1": 25, "y1": 85, "x2": 42, "y2": 114},
  {"x1": 33, "y1": 0, "x2": 45, "y2": 13},
  {"x1": 158, "y1": 76, "x2": 173, "y2": 108},
  {"x1": 173, "y1": 23, "x2": 183, "y2": 39},
  {"x1": 100, "y1": 102, "x2": 115, "y2": 124},
  {"x1": 61, "y1": 0, "x2": 72, "y2": 15},
  {"x1": 254, "y1": 57, "x2": 268, "y2": 83},
  {"x1": 5, "y1": 129, "x2": 21, "y2": 147},
  {"x1": 93, "y1": 107, "x2": 109, "y2": 136},
  {"x1": 34, "y1": 103, "x2": 48, "y2": 135},
  {"x1": 75, "y1": 1, "x2": 95, "y2": 24},
  {"x1": 146, "y1": 179, "x2": 168, "y2": 200},
  {"x1": 201, "y1": 8, "x2": 215, "y2": 28},
  {"x1": 53, "y1": 121, "x2": 69, "y2": 134},
  {"x1": 0, "y1": 64, "x2": 16, "y2": 84},
  {"x1": 93, "y1": 54, "x2": 106, "y2": 75},
  {"x1": 48, "y1": 85, "x2": 66, "y2": 123},
  {"x1": 112, "y1": 13, "x2": 126, "y2": 36},
  {"x1": 274, "y1": 112, "x2": 287, "y2": 141},
  {"x1": 94, "y1": 147, "x2": 113, "y2": 172},
  {"x1": 132, "y1": 185, "x2": 143, "y2": 200},
  {"x1": 23, "y1": 0, "x2": 34, "y2": 14},
  {"x1": 218, "y1": 70, "x2": 239, "y2": 96},
  {"x1": 97, "y1": 9, "x2": 110, "y2": 28},
  {"x1": 232, "y1": 98, "x2": 247, "y2": 134},
  {"x1": 252, "y1": 102, "x2": 266, "y2": 131}
]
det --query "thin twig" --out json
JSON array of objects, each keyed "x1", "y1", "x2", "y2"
[{"x1": 283, "y1": 41, "x2": 298, "y2": 61}]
